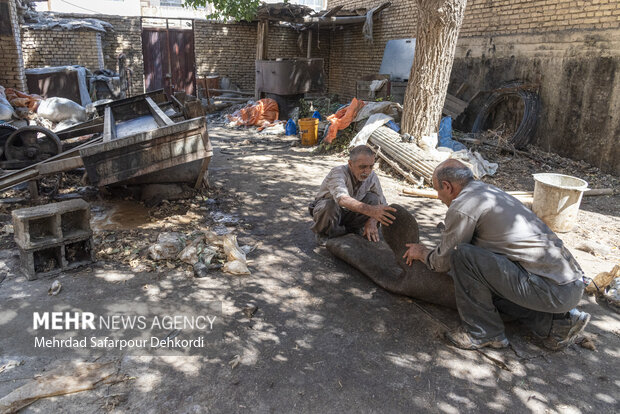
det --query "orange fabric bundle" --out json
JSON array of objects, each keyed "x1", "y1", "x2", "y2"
[
  {"x1": 227, "y1": 98, "x2": 279, "y2": 128},
  {"x1": 324, "y1": 98, "x2": 365, "y2": 143},
  {"x1": 5, "y1": 88, "x2": 42, "y2": 111}
]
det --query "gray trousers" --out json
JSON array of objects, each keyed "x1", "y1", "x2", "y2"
[
  {"x1": 310, "y1": 192, "x2": 381, "y2": 238},
  {"x1": 450, "y1": 243, "x2": 584, "y2": 340}
]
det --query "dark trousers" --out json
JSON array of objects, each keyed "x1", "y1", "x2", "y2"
[
  {"x1": 309, "y1": 193, "x2": 381, "y2": 238},
  {"x1": 449, "y1": 243, "x2": 584, "y2": 340}
]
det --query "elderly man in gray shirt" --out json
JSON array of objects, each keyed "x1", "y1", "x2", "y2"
[
  {"x1": 310, "y1": 145, "x2": 396, "y2": 245},
  {"x1": 403, "y1": 159, "x2": 590, "y2": 351}
]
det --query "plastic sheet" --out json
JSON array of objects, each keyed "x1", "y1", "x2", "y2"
[
  {"x1": 324, "y1": 98, "x2": 365, "y2": 144},
  {"x1": 4, "y1": 88, "x2": 42, "y2": 111},
  {"x1": 148, "y1": 232, "x2": 186, "y2": 260},
  {"x1": 227, "y1": 98, "x2": 279, "y2": 129},
  {"x1": 438, "y1": 116, "x2": 466, "y2": 151}
]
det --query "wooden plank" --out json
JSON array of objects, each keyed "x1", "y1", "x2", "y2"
[
  {"x1": 442, "y1": 93, "x2": 468, "y2": 118},
  {"x1": 194, "y1": 156, "x2": 211, "y2": 189},
  {"x1": 208, "y1": 89, "x2": 254, "y2": 95},
  {"x1": 255, "y1": 20, "x2": 269, "y2": 99},
  {"x1": 0, "y1": 170, "x2": 39, "y2": 192},
  {"x1": 56, "y1": 122, "x2": 104, "y2": 140},
  {"x1": 146, "y1": 96, "x2": 175, "y2": 126},
  {"x1": 322, "y1": 5, "x2": 343, "y2": 18},
  {"x1": 36, "y1": 156, "x2": 83, "y2": 176},
  {"x1": 103, "y1": 106, "x2": 116, "y2": 142},
  {"x1": 183, "y1": 100, "x2": 205, "y2": 120}
]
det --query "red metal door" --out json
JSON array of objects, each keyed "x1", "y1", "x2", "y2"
[{"x1": 142, "y1": 19, "x2": 195, "y2": 96}]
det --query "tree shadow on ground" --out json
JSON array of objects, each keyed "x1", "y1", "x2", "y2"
[{"x1": 0, "y1": 126, "x2": 618, "y2": 413}]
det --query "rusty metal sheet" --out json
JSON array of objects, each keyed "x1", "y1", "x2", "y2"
[
  {"x1": 79, "y1": 117, "x2": 212, "y2": 187},
  {"x1": 255, "y1": 58, "x2": 325, "y2": 95}
]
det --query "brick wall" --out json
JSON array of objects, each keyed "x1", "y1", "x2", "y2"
[
  {"x1": 326, "y1": 1, "x2": 417, "y2": 100},
  {"x1": 194, "y1": 21, "x2": 257, "y2": 91},
  {"x1": 461, "y1": 0, "x2": 620, "y2": 35},
  {"x1": 98, "y1": 15, "x2": 145, "y2": 95},
  {"x1": 324, "y1": 0, "x2": 620, "y2": 175},
  {"x1": 326, "y1": 0, "x2": 620, "y2": 99},
  {"x1": 21, "y1": 29, "x2": 103, "y2": 71},
  {"x1": 19, "y1": 15, "x2": 328, "y2": 96},
  {"x1": 19, "y1": 13, "x2": 145, "y2": 95},
  {"x1": 194, "y1": 21, "x2": 330, "y2": 91},
  {"x1": 0, "y1": 0, "x2": 26, "y2": 90}
]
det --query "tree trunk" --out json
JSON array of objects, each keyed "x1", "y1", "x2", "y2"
[{"x1": 401, "y1": 0, "x2": 467, "y2": 139}]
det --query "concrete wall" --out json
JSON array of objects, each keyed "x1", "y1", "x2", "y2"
[
  {"x1": 326, "y1": 0, "x2": 620, "y2": 175},
  {"x1": 0, "y1": 0, "x2": 26, "y2": 90}
]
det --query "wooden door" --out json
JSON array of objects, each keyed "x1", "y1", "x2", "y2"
[{"x1": 142, "y1": 22, "x2": 195, "y2": 96}]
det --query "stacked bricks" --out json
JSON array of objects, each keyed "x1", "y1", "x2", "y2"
[
  {"x1": 21, "y1": 29, "x2": 104, "y2": 71},
  {"x1": 12, "y1": 199, "x2": 94, "y2": 280},
  {"x1": 0, "y1": 0, "x2": 26, "y2": 90}
]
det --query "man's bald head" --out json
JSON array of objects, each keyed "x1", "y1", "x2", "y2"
[{"x1": 433, "y1": 159, "x2": 474, "y2": 190}]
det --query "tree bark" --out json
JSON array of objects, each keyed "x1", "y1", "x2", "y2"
[{"x1": 401, "y1": 0, "x2": 467, "y2": 138}]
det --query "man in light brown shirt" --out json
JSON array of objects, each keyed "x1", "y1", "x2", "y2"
[
  {"x1": 309, "y1": 145, "x2": 396, "y2": 245},
  {"x1": 403, "y1": 159, "x2": 590, "y2": 351}
]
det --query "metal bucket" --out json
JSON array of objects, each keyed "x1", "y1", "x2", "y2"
[{"x1": 532, "y1": 173, "x2": 588, "y2": 233}]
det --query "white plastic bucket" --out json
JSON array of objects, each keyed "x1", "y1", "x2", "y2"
[{"x1": 532, "y1": 173, "x2": 588, "y2": 233}]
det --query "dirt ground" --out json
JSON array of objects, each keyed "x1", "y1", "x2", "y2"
[{"x1": 0, "y1": 122, "x2": 619, "y2": 413}]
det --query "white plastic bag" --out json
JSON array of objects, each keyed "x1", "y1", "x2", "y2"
[
  {"x1": 223, "y1": 260, "x2": 250, "y2": 275},
  {"x1": 148, "y1": 232, "x2": 185, "y2": 260},
  {"x1": 178, "y1": 245, "x2": 199, "y2": 265},
  {"x1": 222, "y1": 234, "x2": 250, "y2": 275},
  {"x1": 37, "y1": 97, "x2": 87, "y2": 123},
  {"x1": 0, "y1": 86, "x2": 15, "y2": 121}
]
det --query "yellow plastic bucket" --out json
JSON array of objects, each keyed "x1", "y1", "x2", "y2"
[
  {"x1": 532, "y1": 173, "x2": 588, "y2": 233},
  {"x1": 299, "y1": 118, "x2": 319, "y2": 146}
]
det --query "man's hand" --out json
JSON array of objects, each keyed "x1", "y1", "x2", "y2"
[
  {"x1": 362, "y1": 218, "x2": 379, "y2": 242},
  {"x1": 367, "y1": 205, "x2": 397, "y2": 226},
  {"x1": 402, "y1": 243, "x2": 430, "y2": 266}
]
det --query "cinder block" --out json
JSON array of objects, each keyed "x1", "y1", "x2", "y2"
[
  {"x1": 19, "y1": 243, "x2": 64, "y2": 281},
  {"x1": 64, "y1": 237, "x2": 95, "y2": 269},
  {"x1": 13, "y1": 199, "x2": 90, "y2": 249}
]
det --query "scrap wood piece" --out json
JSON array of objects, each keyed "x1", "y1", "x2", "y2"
[
  {"x1": 442, "y1": 93, "x2": 468, "y2": 119},
  {"x1": 0, "y1": 361, "x2": 120, "y2": 414}
]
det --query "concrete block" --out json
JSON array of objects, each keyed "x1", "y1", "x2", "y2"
[
  {"x1": 19, "y1": 243, "x2": 64, "y2": 281},
  {"x1": 12, "y1": 199, "x2": 91, "y2": 249},
  {"x1": 64, "y1": 237, "x2": 95, "y2": 269}
]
